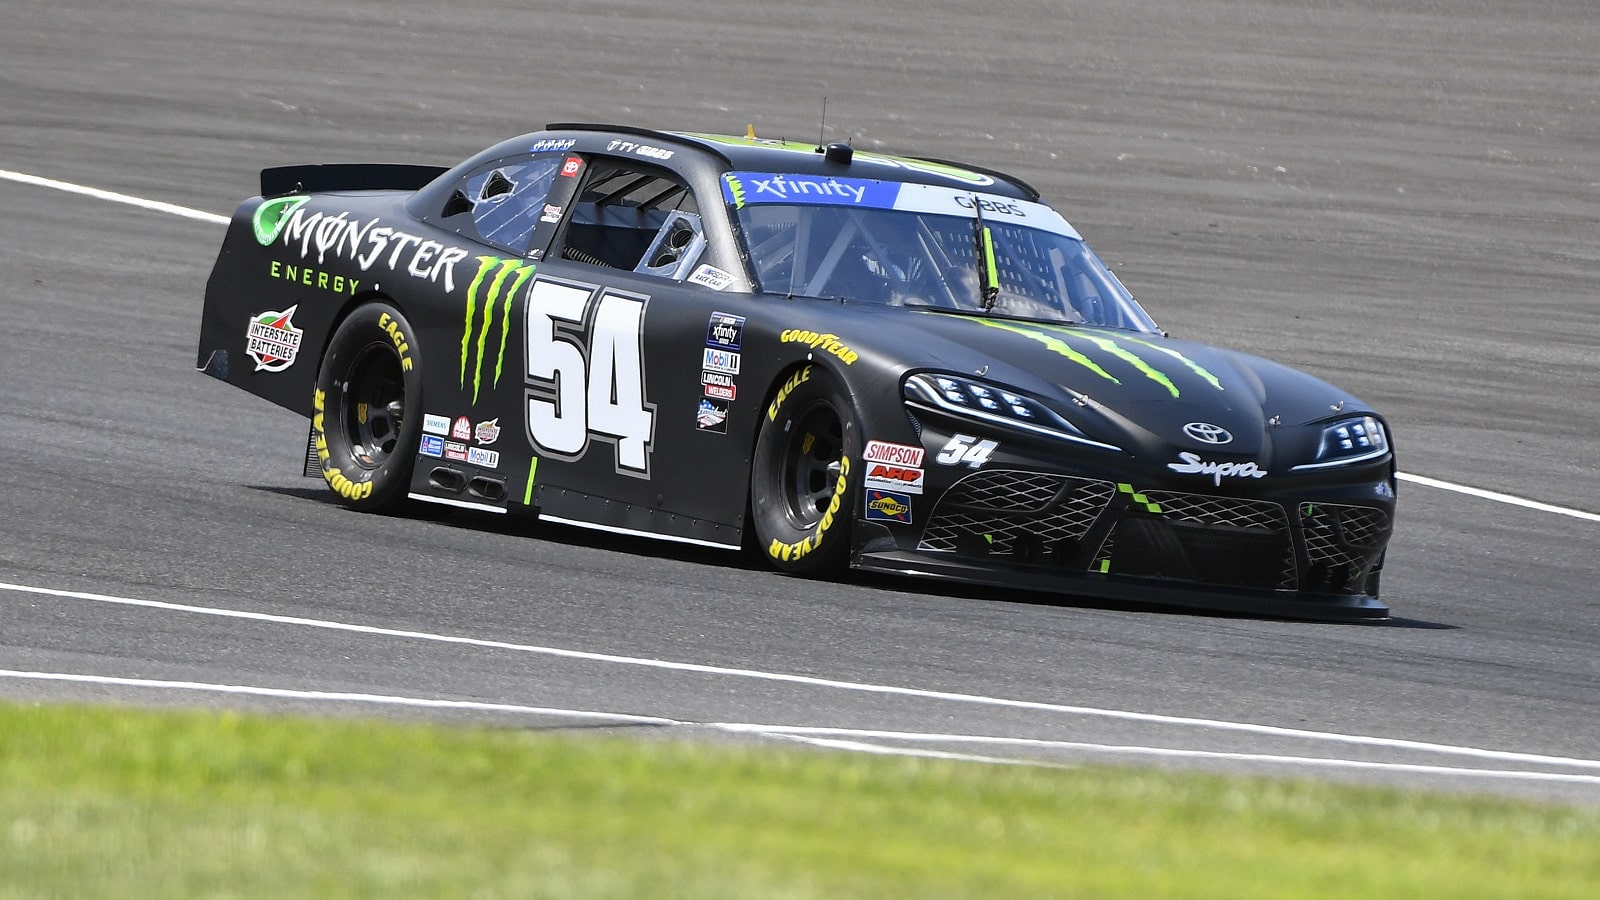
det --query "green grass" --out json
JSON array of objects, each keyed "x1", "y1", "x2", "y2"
[{"x1": 1, "y1": 704, "x2": 1597, "y2": 898}]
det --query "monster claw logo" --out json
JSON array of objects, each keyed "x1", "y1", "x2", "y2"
[
  {"x1": 252, "y1": 196, "x2": 309, "y2": 245},
  {"x1": 245, "y1": 305, "x2": 305, "y2": 372},
  {"x1": 462, "y1": 256, "x2": 536, "y2": 403}
]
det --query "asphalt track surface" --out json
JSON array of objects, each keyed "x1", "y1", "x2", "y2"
[{"x1": 2, "y1": 1, "x2": 1598, "y2": 805}]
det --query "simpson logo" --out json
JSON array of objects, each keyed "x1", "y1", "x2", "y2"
[
  {"x1": 422, "y1": 414, "x2": 451, "y2": 436},
  {"x1": 451, "y1": 416, "x2": 472, "y2": 441},
  {"x1": 705, "y1": 311, "x2": 745, "y2": 350},
  {"x1": 864, "y1": 463, "x2": 924, "y2": 495},
  {"x1": 474, "y1": 418, "x2": 501, "y2": 445},
  {"x1": 245, "y1": 306, "x2": 305, "y2": 372},
  {"x1": 467, "y1": 447, "x2": 500, "y2": 469},
  {"x1": 865, "y1": 489, "x2": 913, "y2": 523},
  {"x1": 702, "y1": 347, "x2": 741, "y2": 374},
  {"x1": 863, "y1": 440, "x2": 925, "y2": 468},
  {"x1": 419, "y1": 435, "x2": 445, "y2": 458}
]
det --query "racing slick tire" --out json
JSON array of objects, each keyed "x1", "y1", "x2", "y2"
[
  {"x1": 311, "y1": 302, "x2": 423, "y2": 512},
  {"x1": 751, "y1": 364, "x2": 860, "y2": 576}
]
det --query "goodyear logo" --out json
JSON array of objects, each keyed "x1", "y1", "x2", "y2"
[
  {"x1": 974, "y1": 320, "x2": 1222, "y2": 399},
  {"x1": 461, "y1": 256, "x2": 536, "y2": 403}
]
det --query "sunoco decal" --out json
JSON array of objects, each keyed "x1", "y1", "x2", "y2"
[
  {"x1": 245, "y1": 306, "x2": 304, "y2": 372},
  {"x1": 865, "y1": 489, "x2": 913, "y2": 523}
]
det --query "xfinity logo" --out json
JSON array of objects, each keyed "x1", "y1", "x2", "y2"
[
  {"x1": 750, "y1": 175, "x2": 868, "y2": 204},
  {"x1": 1182, "y1": 422, "x2": 1233, "y2": 445},
  {"x1": 1167, "y1": 452, "x2": 1267, "y2": 486}
]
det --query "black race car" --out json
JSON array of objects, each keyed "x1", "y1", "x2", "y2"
[{"x1": 197, "y1": 124, "x2": 1397, "y2": 620}]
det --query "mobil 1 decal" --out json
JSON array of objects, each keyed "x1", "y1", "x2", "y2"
[{"x1": 523, "y1": 276, "x2": 656, "y2": 477}]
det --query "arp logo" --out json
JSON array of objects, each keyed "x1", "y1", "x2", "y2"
[{"x1": 864, "y1": 462, "x2": 924, "y2": 495}]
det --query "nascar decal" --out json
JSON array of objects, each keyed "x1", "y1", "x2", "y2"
[
  {"x1": 245, "y1": 306, "x2": 304, "y2": 372},
  {"x1": 865, "y1": 489, "x2": 913, "y2": 524},
  {"x1": 422, "y1": 414, "x2": 451, "y2": 436},
  {"x1": 474, "y1": 418, "x2": 501, "y2": 445},
  {"x1": 863, "y1": 440, "x2": 925, "y2": 468},
  {"x1": 462, "y1": 256, "x2": 537, "y2": 403},
  {"x1": 257, "y1": 200, "x2": 471, "y2": 292},
  {"x1": 524, "y1": 277, "x2": 656, "y2": 476},
  {"x1": 706, "y1": 311, "x2": 744, "y2": 350}
]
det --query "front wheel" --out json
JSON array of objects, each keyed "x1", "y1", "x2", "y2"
[
  {"x1": 311, "y1": 302, "x2": 423, "y2": 511},
  {"x1": 750, "y1": 364, "x2": 859, "y2": 576}
]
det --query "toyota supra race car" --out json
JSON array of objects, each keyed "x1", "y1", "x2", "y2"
[{"x1": 197, "y1": 124, "x2": 1397, "y2": 620}]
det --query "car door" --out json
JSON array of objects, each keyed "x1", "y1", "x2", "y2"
[{"x1": 514, "y1": 149, "x2": 762, "y2": 546}]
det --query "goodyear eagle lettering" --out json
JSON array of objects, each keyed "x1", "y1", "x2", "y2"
[
  {"x1": 377, "y1": 312, "x2": 414, "y2": 371},
  {"x1": 766, "y1": 365, "x2": 812, "y2": 422},
  {"x1": 769, "y1": 456, "x2": 851, "y2": 563}
]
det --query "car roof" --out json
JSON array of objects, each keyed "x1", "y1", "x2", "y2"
[{"x1": 538, "y1": 122, "x2": 1040, "y2": 201}]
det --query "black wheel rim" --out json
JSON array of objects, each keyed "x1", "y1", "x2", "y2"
[
  {"x1": 778, "y1": 400, "x2": 843, "y2": 529},
  {"x1": 341, "y1": 342, "x2": 405, "y2": 469}
]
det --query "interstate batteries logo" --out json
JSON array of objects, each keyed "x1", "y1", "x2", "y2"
[{"x1": 245, "y1": 306, "x2": 304, "y2": 372}]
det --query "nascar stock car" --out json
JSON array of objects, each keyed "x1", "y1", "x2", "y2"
[{"x1": 197, "y1": 123, "x2": 1397, "y2": 620}]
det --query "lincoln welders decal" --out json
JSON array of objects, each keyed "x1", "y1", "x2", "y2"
[{"x1": 462, "y1": 256, "x2": 537, "y2": 403}]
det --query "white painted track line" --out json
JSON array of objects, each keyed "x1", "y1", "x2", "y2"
[{"x1": 6, "y1": 581, "x2": 1600, "y2": 774}]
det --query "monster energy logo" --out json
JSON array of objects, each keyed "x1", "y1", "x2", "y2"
[
  {"x1": 462, "y1": 256, "x2": 536, "y2": 403},
  {"x1": 253, "y1": 196, "x2": 310, "y2": 245},
  {"x1": 974, "y1": 320, "x2": 1223, "y2": 399}
]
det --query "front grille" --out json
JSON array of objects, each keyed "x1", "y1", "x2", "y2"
[
  {"x1": 918, "y1": 470, "x2": 1116, "y2": 559},
  {"x1": 914, "y1": 471, "x2": 1389, "y2": 597},
  {"x1": 1299, "y1": 503, "x2": 1391, "y2": 593},
  {"x1": 1093, "y1": 491, "x2": 1296, "y2": 589}
]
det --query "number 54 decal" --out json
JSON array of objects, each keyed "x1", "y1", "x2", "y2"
[
  {"x1": 936, "y1": 434, "x2": 999, "y2": 469},
  {"x1": 525, "y1": 277, "x2": 656, "y2": 476}
]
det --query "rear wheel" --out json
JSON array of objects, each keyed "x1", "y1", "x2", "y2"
[
  {"x1": 312, "y1": 302, "x2": 422, "y2": 511},
  {"x1": 750, "y1": 365, "x2": 859, "y2": 575}
]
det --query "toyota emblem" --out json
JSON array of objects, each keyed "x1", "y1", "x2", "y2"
[{"x1": 1182, "y1": 422, "x2": 1233, "y2": 445}]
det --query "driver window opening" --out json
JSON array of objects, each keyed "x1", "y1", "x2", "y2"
[{"x1": 558, "y1": 162, "x2": 704, "y2": 278}]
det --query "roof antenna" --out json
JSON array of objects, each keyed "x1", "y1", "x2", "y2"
[{"x1": 816, "y1": 97, "x2": 828, "y2": 151}]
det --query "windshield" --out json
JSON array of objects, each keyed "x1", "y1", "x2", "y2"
[{"x1": 723, "y1": 173, "x2": 1159, "y2": 331}]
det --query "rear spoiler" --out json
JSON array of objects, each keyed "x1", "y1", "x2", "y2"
[{"x1": 260, "y1": 163, "x2": 448, "y2": 197}]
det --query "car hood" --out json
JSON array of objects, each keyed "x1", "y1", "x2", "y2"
[{"x1": 880, "y1": 310, "x2": 1372, "y2": 460}]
